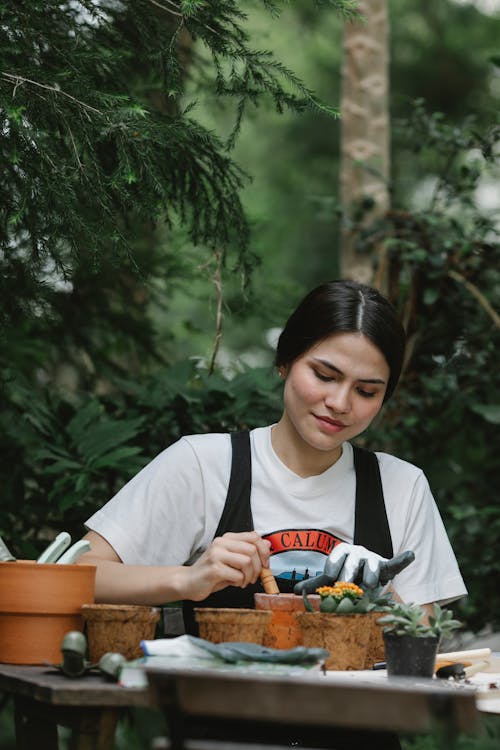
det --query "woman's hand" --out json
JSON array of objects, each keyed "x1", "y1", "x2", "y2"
[
  {"x1": 79, "y1": 530, "x2": 270, "y2": 604},
  {"x1": 182, "y1": 531, "x2": 271, "y2": 602}
]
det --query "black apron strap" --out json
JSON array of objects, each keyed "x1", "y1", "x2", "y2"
[
  {"x1": 352, "y1": 444, "x2": 393, "y2": 559},
  {"x1": 183, "y1": 432, "x2": 257, "y2": 634},
  {"x1": 213, "y1": 431, "x2": 253, "y2": 536}
]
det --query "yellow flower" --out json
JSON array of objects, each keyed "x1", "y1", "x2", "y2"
[{"x1": 316, "y1": 582, "x2": 364, "y2": 599}]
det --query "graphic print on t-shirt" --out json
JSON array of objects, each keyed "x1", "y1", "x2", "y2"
[{"x1": 263, "y1": 528, "x2": 345, "y2": 583}]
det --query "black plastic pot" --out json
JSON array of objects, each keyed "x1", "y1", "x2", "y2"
[{"x1": 383, "y1": 633, "x2": 439, "y2": 678}]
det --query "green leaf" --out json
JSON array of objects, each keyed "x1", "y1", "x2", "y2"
[
  {"x1": 302, "y1": 590, "x2": 315, "y2": 613},
  {"x1": 40, "y1": 459, "x2": 84, "y2": 474},
  {"x1": 334, "y1": 598, "x2": 355, "y2": 614},
  {"x1": 469, "y1": 404, "x2": 500, "y2": 425},
  {"x1": 92, "y1": 446, "x2": 143, "y2": 469},
  {"x1": 423, "y1": 288, "x2": 439, "y2": 305},
  {"x1": 320, "y1": 596, "x2": 339, "y2": 613},
  {"x1": 76, "y1": 418, "x2": 144, "y2": 463}
]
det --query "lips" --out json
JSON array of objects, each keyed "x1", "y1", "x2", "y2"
[{"x1": 314, "y1": 415, "x2": 346, "y2": 429}]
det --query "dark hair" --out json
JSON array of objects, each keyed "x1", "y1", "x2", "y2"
[{"x1": 276, "y1": 280, "x2": 406, "y2": 401}]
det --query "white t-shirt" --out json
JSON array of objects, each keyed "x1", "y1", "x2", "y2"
[{"x1": 85, "y1": 426, "x2": 467, "y2": 606}]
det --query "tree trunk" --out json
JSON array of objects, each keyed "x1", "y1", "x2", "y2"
[{"x1": 339, "y1": 0, "x2": 390, "y2": 285}]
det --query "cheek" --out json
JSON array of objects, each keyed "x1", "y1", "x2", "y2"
[
  {"x1": 284, "y1": 372, "x2": 318, "y2": 409},
  {"x1": 357, "y1": 397, "x2": 384, "y2": 422}
]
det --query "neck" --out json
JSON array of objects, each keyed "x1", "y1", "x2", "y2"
[{"x1": 271, "y1": 418, "x2": 342, "y2": 478}]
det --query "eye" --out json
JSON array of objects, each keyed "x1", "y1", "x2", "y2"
[
  {"x1": 313, "y1": 369, "x2": 334, "y2": 382},
  {"x1": 357, "y1": 388, "x2": 377, "y2": 399}
]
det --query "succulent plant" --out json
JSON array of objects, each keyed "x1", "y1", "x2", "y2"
[
  {"x1": 302, "y1": 582, "x2": 395, "y2": 615},
  {"x1": 377, "y1": 602, "x2": 462, "y2": 639}
]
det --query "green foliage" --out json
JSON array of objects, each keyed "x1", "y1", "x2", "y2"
[
  {"x1": 1, "y1": 0, "x2": 356, "y2": 354},
  {"x1": 304, "y1": 584, "x2": 394, "y2": 615},
  {"x1": 390, "y1": 0, "x2": 500, "y2": 126},
  {"x1": 401, "y1": 716, "x2": 500, "y2": 750},
  {"x1": 0, "y1": 361, "x2": 282, "y2": 558},
  {"x1": 378, "y1": 603, "x2": 462, "y2": 639},
  {"x1": 362, "y1": 102, "x2": 500, "y2": 632},
  {"x1": 378, "y1": 602, "x2": 431, "y2": 638}
]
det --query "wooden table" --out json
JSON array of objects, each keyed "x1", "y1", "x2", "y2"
[
  {"x1": 148, "y1": 665, "x2": 480, "y2": 750},
  {"x1": 0, "y1": 662, "x2": 481, "y2": 750},
  {"x1": 0, "y1": 664, "x2": 150, "y2": 750}
]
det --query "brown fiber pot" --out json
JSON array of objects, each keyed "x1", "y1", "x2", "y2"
[
  {"x1": 364, "y1": 611, "x2": 386, "y2": 669},
  {"x1": 296, "y1": 612, "x2": 371, "y2": 670},
  {"x1": 81, "y1": 604, "x2": 161, "y2": 662},
  {"x1": 194, "y1": 607, "x2": 272, "y2": 645},
  {"x1": 254, "y1": 593, "x2": 320, "y2": 649},
  {"x1": 0, "y1": 560, "x2": 96, "y2": 665}
]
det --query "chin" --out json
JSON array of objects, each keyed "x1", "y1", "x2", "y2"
[{"x1": 304, "y1": 433, "x2": 344, "y2": 453}]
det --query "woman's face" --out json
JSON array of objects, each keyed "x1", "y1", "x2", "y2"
[{"x1": 281, "y1": 332, "x2": 390, "y2": 461}]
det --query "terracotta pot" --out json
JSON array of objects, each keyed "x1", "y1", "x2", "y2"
[
  {"x1": 364, "y1": 611, "x2": 386, "y2": 669},
  {"x1": 0, "y1": 560, "x2": 96, "y2": 665},
  {"x1": 383, "y1": 633, "x2": 439, "y2": 678},
  {"x1": 194, "y1": 607, "x2": 272, "y2": 645},
  {"x1": 254, "y1": 593, "x2": 320, "y2": 649},
  {"x1": 296, "y1": 612, "x2": 371, "y2": 670},
  {"x1": 81, "y1": 604, "x2": 161, "y2": 662}
]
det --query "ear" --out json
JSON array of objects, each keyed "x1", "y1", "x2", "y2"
[{"x1": 278, "y1": 365, "x2": 289, "y2": 379}]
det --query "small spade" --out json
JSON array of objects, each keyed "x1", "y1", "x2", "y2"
[{"x1": 98, "y1": 652, "x2": 127, "y2": 681}]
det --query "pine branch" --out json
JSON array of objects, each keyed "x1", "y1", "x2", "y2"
[
  {"x1": 1, "y1": 72, "x2": 103, "y2": 117},
  {"x1": 0, "y1": 0, "x2": 350, "y2": 329}
]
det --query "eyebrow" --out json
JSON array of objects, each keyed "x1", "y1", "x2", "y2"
[{"x1": 312, "y1": 357, "x2": 387, "y2": 385}]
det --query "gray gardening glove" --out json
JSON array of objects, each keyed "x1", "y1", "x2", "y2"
[{"x1": 294, "y1": 543, "x2": 415, "y2": 594}]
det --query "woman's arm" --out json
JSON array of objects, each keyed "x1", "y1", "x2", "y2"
[
  {"x1": 419, "y1": 602, "x2": 436, "y2": 624},
  {"x1": 387, "y1": 584, "x2": 435, "y2": 623},
  {"x1": 78, "y1": 530, "x2": 271, "y2": 605}
]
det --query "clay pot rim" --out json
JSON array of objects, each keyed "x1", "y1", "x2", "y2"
[
  {"x1": 2, "y1": 609, "x2": 89, "y2": 616},
  {"x1": 254, "y1": 591, "x2": 320, "y2": 599},
  {"x1": 296, "y1": 612, "x2": 370, "y2": 621},
  {"x1": 82, "y1": 603, "x2": 160, "y2": 615},
  {"x1": 254, "y1": 593, "x2": 320, "y2": 602},
  {"x1": 0, "y1": 560, "x2": 96, "y2": 572}
]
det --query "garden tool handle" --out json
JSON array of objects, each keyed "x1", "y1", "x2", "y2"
[
  {"x1": 436, "y1": 647, "x2": 491, "y2": 662},
  {"x1": 37, "y1": 531, "x2": 71, "y2": 564},
  {"x1": 464, "y1": 660, "x2": 490, "y2": 677},
  {"x1": 56, "y1": 540, "x2": 91, "y2": 564},
  {"x1": 260, "y1": 567, "x2": 279, "y2": 595},
  {"x1": 0, "y1": 535, "x2": 16, "y2": 562}
]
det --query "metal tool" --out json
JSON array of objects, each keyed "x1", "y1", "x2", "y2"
[{"x1": 436, "y1": 660, "x2": 490, "y2": 680}]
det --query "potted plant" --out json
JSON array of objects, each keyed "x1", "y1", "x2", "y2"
[
  {"x1": 378, "y1": 602, "x2": 462, "y2": 678},
  {"x1": 0, "y1": 559, "x2": 96, "y2": 665},
  {"x1": 296, "y1": 582, "x2": 393, "y2": 670}
]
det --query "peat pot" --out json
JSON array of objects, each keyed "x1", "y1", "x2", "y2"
[
  {"x1": 296, "y1": 612, "x2": 371, "y2": 670},
  {"x1": 0, "y1": 560, "x2": 96, "y2": 665},
  {"x1": 254, "y1": 592, "x2": 320, "y2": 649},
  {"x1": 383, "y1": 633, "x2": 439, "y2": 678},
  {"x1": 364, "y1": 611, "x2": 386, "y2": 669},
  {"x1": 194, "y1": 607, "x2": 272, "y2": 645},
  {"x1": 82, "y1": 604, "x2": 161, "y2": 662}
]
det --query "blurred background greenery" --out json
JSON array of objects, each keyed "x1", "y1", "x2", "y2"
[{"x1": 1, "y1": 1, "x2": 499, "y2": 746}]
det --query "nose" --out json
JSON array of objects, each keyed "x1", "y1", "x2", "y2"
[{"x1": 324, "y1": 384, "x2": 351, "y2": 414}]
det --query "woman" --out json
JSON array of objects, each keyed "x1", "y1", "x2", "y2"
[{"x1": 80, "y1": 280, "x2": 467, "y2": 619}]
